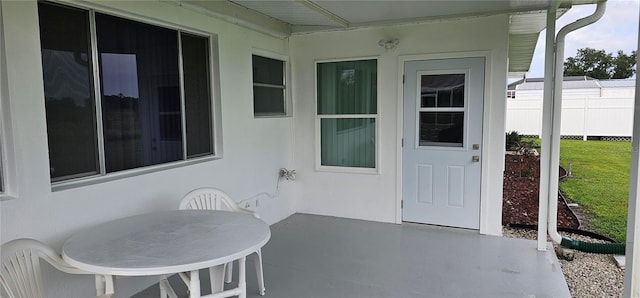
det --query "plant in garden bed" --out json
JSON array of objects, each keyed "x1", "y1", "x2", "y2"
[{"x1": 505, "y1": 131, "x2": 538, "y2": 156}]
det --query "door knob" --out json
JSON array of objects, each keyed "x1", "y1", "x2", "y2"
[{"x1": 472, "y1": 156, "x2": 480, "y2": 162}]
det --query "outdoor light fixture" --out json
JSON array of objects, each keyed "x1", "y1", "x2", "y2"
[{"x1": 378, "y1": 39, "x2": 399, "y2": 50}]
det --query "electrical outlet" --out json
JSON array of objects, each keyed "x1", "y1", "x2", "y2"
[{"x1": 279, "y1": 168, "x2": 296, "y2": 181}]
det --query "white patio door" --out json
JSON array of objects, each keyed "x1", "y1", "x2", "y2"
[{"x1": 402, "y1": 57, "x2": 485, "y2": 229}]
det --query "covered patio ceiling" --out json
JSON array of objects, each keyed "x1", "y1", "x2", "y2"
[{"x1": 179, "y1": 0, "x2": 600, "y2": 74}]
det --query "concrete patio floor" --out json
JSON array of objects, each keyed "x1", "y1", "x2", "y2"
[{"x1": 133, "y1": 213, "x2": 570, "y2": 298}]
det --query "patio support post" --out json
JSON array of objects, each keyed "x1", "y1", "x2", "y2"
[
  {"x1": 540, "y1": 1, "x2": 607, "y2": 251},
  {"x1": 538, "y1": 0, "x2": 558, "y2": 251},
  {"x1": 548, "y1": 0, "x2": 606, "y2": 244},
  {"x1": 623, "y1": 9, "x2": 640, "y2": 297}
]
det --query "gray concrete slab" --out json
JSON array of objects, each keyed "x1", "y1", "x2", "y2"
[{"x1": 133, "y1": 213, "x2": 570, "y2": 298}]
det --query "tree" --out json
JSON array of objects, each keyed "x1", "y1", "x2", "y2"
[
  {"x1": 563, "y1": 48, "x2": 636, "y2": 79},
  {"x1": 611, "y1": 50, "x2": 637, "y2": 79}
]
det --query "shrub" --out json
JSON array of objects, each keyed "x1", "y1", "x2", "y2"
[{"x1": 506, "y1": 131, "x2": 522, "y2": 150}]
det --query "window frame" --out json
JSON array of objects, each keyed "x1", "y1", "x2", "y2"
[
  {"x1": 314, "y1": 57, "x2": 380, "y2": 174},
  {"x1": 0, "y1": 3, "x2": 4, "y2": 197},
  {"x1": 251, "y1": 48, "x2": 290, "y2": 118},
  {"x1": 38, "y1": 2, "x2": 223, "y2": 191},
  {"x1": 0, "y1": 2, "x2": 17, "y2": 200}
]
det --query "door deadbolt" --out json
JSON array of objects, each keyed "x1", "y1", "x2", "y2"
[{"x1": 473, "y1": 144, "x2": 480, "y2": 150}]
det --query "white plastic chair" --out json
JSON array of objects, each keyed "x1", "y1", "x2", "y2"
[
  {"x1": 179, "y1": 187, "x2": 266, "y2": 296},
  {"x1": 0, "y1": 238, "x2": 111, "y2": 298}
]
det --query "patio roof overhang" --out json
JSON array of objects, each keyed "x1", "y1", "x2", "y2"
[{"x1": 177, "y1": 0, "x2": 599, "y2": 75}]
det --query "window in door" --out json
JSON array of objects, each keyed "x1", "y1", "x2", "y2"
[{"x1": 418, "y1": 73, "x2": 466, "y2": 147}]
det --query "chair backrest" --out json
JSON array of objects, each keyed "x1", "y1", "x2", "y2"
[
  {"x1": 179, "y1": 188, "x2": 242, "y2": 212},
  {"x1": 1, "y1": 238, "x2": 85, "y2": 298}
]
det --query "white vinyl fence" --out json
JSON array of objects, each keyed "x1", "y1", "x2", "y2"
[{"x1": 506, "y1": 96, "x2": 634, "y2": 140}]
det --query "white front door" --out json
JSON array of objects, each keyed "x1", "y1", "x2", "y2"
[{"x1": 402, "y1": 57, "x2": 485, "y2": 229}]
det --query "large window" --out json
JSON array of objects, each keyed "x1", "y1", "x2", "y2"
[
  {"x1": 38, "y1": 2, "x2": 215, "y2": 183},
  {"x1": 252, "y1": 54, "x2": 286, "y2": 117},
  {"x1": 316, "y1": 59, "x2": 378, "y2": 170}
]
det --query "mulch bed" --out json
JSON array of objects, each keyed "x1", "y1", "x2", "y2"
[{"x1": 502, "y1": 153, "x2": 580, "y2": 229}]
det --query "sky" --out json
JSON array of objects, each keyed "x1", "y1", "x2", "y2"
[{"x1": 525, "y1": 0, "x2": 639, "y2": 79}]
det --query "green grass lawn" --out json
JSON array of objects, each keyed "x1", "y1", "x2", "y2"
[{"x1": 559, "y1": 139, "x2": 631, "y2": 242}]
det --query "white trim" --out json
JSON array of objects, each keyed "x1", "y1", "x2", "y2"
[
  {"x1": 252, "y1": 48, "x2": 289, "y2": 62},
  {"x1": 291, "y1": 7, "x2": 555, "y2": 36},
  {"x1": 0, "y1": 1, "x2": 17, "y2": 201},
  {"x1": 51, "y1": 156, "x2": 220, "y2": 192},
  {"x1": 88, "y1": 10, "x2": 106, "y2": 178},
  {"x1": 315, "y1": 56, "x2": 379, "y2": 64},
  {"x1": 210, "y1": 35, "x2": 224, "y2": 158},
  {"x1": 624, "y1": 15, "x2": 640, "y2": 295},
  {"x1": 317, "y1": 114, "x2": 377, "y2": 118},
  {"x1": 55, "y1": 0, "x2": 213, "y2": 37},
  {"x1": 314, "y1": 57, "x2": 381, "y2": 174},
  {"x1": 170, "y1": 0, "x2": 291, "y2": 39},
  {"x1": 396, "y1": 50, "x2": 494, "y2": 231},
  {"x1": 297, "y1": 0, "x2": 349, "y2": 28},
  {"x1": 315, "y1": 165, "x2": 380, "y2": 175},
  {"x1": 177, "y1": 32, "x2": 188, "y2": 160},
  {"x1": 479, "y1": 52, "x2": 495, "y2": 235}
]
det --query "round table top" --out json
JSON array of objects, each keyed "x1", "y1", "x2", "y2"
[{"x1": 62, "y1": 210, "x2": 270, "y2": 276}]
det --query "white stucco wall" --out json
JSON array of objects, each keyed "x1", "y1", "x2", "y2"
[
  {"x1": 290, "y1": 15, "x2": 509, "y2": 235},
  {"x1": 0, "y1": 1, "x2": 295, "y2": 296}
]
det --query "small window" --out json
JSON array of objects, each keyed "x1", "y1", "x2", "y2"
[
  {"x1": 252, "y1": 55, "x2": 286, "y2": 117},
  {"x1": 316, "y1": 59, "x2": 378, "y2": 170},
  {"x1": 507, "y1": 90, "x2": 516, "y2": 99}
]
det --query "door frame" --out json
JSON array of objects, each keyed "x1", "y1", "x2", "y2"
[{"x1": 395, "y1": 51, "x2": 498, "y2": 235}]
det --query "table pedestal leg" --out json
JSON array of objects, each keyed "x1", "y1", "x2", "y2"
[
  {"x1": 99, "y1": 275, "x2": 114, "y2": 295},
  {"x1": 189, "y1": 270, "x2": 201, "y2": 298},
  {"x1": 209, "y1": 264, "x2": 225, "y2": 294},
  {"x1": 94, "y1": 275, "x2": 114, "y2": 296},
  {"x1": 238, "y1": 257, "x2": 246, "y2": 298},
  {"x1": 160, "y1": 277, "x2": 178, "y2": 298},
  {"x1": 95, "y1": 275, "x2": 105, "y2": 296}
]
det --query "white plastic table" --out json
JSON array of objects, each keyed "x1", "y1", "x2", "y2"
[{"x1": 62, "y1": 210, "x2": 271, "y2": 298}]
